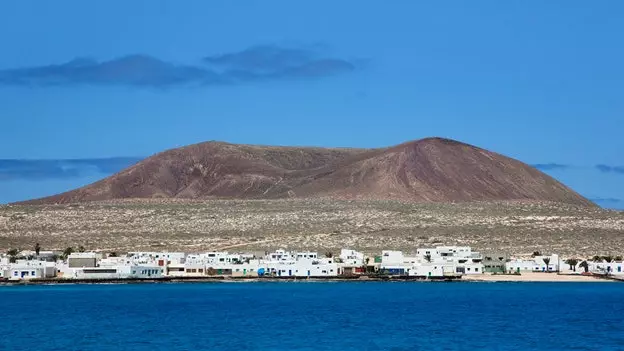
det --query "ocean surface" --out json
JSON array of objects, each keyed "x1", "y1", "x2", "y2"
[{"x1": 1, "y1": 282, "x2": 623, "y2": 350}]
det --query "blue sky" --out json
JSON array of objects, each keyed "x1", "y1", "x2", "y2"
[{"x1": 0, "y1": 1, "x2": 622, "y2": 208}]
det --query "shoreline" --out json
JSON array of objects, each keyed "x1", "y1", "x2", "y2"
[
  {"x1": 462, "y1": 272, "x2": 616, "y2": 283},
  {"x1": 1, "y1": 273, "x2": 619, "y2": 286}
]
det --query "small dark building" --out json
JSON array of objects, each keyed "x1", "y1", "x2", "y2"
[{"x1": 483, "y1": 252, "x2": 509, "y2": 273}]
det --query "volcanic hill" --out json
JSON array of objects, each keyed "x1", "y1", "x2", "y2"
[{"x1": 19, "y1": 137, "x2": 594, "y2": 206}]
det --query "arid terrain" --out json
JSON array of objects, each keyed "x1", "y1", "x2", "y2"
[
  {"x1": 6, "y1": 138, "x2": 615, "y2": 257},
  {"x1": 2, "y1": 199, "x2": 622, "y2": 257}
]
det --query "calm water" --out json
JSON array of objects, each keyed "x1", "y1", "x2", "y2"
[{"x1": 1, "y1": 282, "x2": 623, "y2": 350}]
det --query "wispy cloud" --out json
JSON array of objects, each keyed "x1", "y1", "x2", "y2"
[
  {"x1": 532, "y1": 163, "x2": 572, "y2": 171},
  {"x1": 0, "y1": 56, "x2": 218, "y2": 87},
  {"x1": 533, "y1": 163, "x2": 624, "y2": 176},
  {"x1": 595, "y1": 164, "x2": 624, "y2": 174},
  {"x1": 203, "y1": 45, "x2": 355, "y2": 81},
  {"x1": 590, "y1": 197, "x2": 624, "y2": 210},
  {"x1": 0, "y1": 158, "x2": 141, "y2": 181},
  {"x1": 0, "y1": 45, "x2": 357, "y2": 88},
  {"x1": 590, "y1": 197, "x2": 622, "y2": 204}
]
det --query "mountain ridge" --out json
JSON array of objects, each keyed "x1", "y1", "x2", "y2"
[{"x1": 16, "y1": 137, "x2": 595, "y2": 207}]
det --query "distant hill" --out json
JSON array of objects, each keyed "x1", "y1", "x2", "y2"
[{"x1": 17, "y1": 137, "x2": 595, "y2": 207}]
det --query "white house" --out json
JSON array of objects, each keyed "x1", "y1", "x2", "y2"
[
  {"x1": 377, "y1": 249, "x2": 466, "y2": 278},
  {"x1": 506, "y1": 254, "x2": 560, "y2": 273},
  {"x1": 3, "y1": 260, "x2": 56, "y2": 280},
  {"x1": 408, "y1": 262, "x2": 460, "y2": 278},
  {"x1": 68, "y1": 265, "x2": 164, "y2": 279},
  {"x1": 263, "y1": 260, "x2": 338, "y2": 277},
  {"x1": 127, "y1": 252, "x2": 186, "y2": 266},
  {"x1": 339, "y1": 249, "x2": 365, "y2": 266},
  {"x1": 416, "y1": 246, "x2": 484, "y2": 275},
  {"x1": 587, "y1": 260, "x2": 624, "y2": 275},
  {"x1": 56, "y1": 256, "x2": 164, "y2": 280},
  {"x1": 266, "y1": 249, "x2": 297, "y2": 262},
  {"x1": 380, "y1": 250, "x2": 419, "y2": 275},
  {"x1": 261, "y1": 249, "x2": 338, "y2": 277},
  {"x1": 66, "y1": 260, "x2": 164, "y2": 279}
]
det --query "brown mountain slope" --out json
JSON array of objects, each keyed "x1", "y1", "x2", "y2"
[{"x1": 18, "y1": 137, "x2": 595, "y2": 206}]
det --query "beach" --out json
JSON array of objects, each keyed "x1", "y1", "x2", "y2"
[{"x1": 462, "y1": 272, "x2": 614, "y2": 282}]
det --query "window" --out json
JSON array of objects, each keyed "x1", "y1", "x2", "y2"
[
  {"x1": 13, "y1": 271, "x2": 18, "y2": 276},
  {"x1": 32, "y1": 271, "x2": 36, "y2": 276},
  {"x1": 467, "y1": 268, "x2": 471, "y2": 271},
  {"x1": 475, "y1": 268, "x2": 479, "y2": 272}
]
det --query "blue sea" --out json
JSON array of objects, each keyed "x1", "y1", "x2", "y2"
[{"x1": 1, "y1": 282, "x2": 623, "y2": 350}]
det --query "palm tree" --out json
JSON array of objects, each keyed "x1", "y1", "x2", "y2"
[
  {"x1": 78, "y1": 245, "x2": 86, "y2": 253},
  {"x1": 424, "y1": 254, "x2": 432, "y2": 263},
  {"x1": 592, "y1": 255, "x2": 602, "y2": 262},
  {"x1": 363, "y1": 257, "x2": 371, "y2": 273},
  {"x1": 615, "y1": 256, "x2": 623, "y2": 261},
  {"x1": 108, "y1": 252, "x2": 118, "y2": 257},
  {"x1": 324, "y1": 251, "x2": 333, "y2": 258},
  {"x1": 565, "y1": 258, "x2": 579, "y2": 272},
  {"x1": 543, "y1": 257, "x2": 551, "y2": 272},
  {"x1": 61, "y1": 247, "x2": 74, "y2": 260},
  {"x1": 579, "y1": 261, "x2": 590, "y2": 273},
  {"x1": 7, "y1": 249, "x2": 18, "y2": 263},
  {"x1": 532, "y1": 251, "x2": 541, "y2": 257},
  {"x1": 34, "y1": 243, "x2": 41, "y2": 257}
]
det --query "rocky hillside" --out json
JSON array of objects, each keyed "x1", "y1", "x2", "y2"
[{"x1": 18, "y1": 137, "x2": 594, "y2": 207}]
